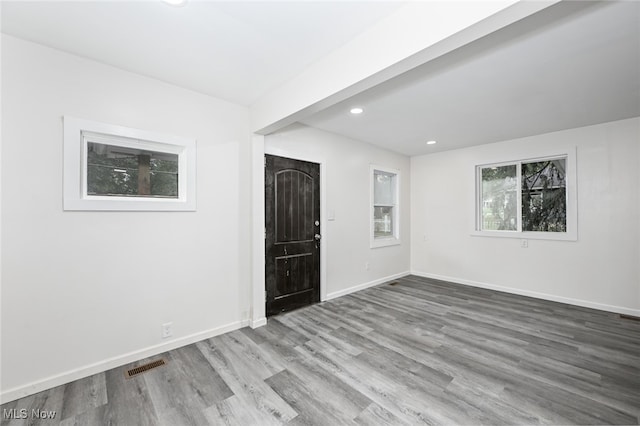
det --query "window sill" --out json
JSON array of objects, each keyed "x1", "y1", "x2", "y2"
[
  {"x1": 370, "y1": 237, "x2": 401, "y2": 248},
  {"x1": 65, "y1": 196, "x2": 195, "y2": 212}
]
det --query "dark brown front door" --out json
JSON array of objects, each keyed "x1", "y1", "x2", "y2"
[{"x1": 265, "y1": 154, "x2": 320, "y2": 316}]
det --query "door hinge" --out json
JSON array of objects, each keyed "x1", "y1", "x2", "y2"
[
  {"x1": 264, "y1": 227, "x2": 266, "y2": 239},
  {"x1": 264, "y1": 290, "x2": 267, "y2": 300},
  {"x1": 264, "y1": 156, "x2": 266, "y2": 167}
]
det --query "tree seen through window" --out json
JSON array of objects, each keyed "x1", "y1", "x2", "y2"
[
  {"x1": 87, "y1": 142, "x2": 178, "y2": 198},
  {"x1": 480, "y1": 157, "x2": 567, "y2": 233}
]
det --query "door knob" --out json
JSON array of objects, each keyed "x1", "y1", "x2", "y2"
[{"x1": 314, "y1": 233, "x2": 322, "y2": 241}]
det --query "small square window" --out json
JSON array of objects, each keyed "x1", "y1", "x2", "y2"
[{"x1": 64, "y1": 116, "x2": 196, "y2": 211}]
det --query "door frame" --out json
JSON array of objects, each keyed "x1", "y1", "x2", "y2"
[{"x1": 250, "y1": 135, "x2": 327, "y2": 327}]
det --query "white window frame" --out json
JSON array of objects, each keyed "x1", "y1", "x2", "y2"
[
  {"x1": 473, "y1": 150, "x2": 577, "y2": 241},
  {"x1": 370, "y1": 165, "x2": 401, "y2": 248},
  {"x1": 63, "y1": 116, "x2": 196, "y2": 211}
]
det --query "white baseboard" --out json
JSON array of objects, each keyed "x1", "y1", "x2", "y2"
[
  {"x1": 410, "y1": 270, "x2": 640, "y2": 317},
  {"x1": 250, "y1": 317, "x2": 267, "y2": 329},
  {"x1": 325, "y1": 271, "x2": 411, "y2": 301},
  {"x1": 0, "y1": 319, "x2": 249, "y2": 404}
]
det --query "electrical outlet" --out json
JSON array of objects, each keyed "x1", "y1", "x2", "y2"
[
  {"x1": 161, "y1": 322, "x2": 173, "y2": 339},
  {"x1": 365, "y1": 262, "x2": 370, "y2": 271},
  {"x1": 521, "y1": 239, "x2": 529, "y2": 248}
]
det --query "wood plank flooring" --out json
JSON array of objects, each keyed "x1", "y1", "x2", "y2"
[{"x1": 2, "y1": 275, "x2": 639, "y2": 425}]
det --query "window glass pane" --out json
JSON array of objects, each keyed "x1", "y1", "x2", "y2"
[
  {"x1": 481, "y1": 165, "x2": 517, "y2": 231},
  {"x1": 522, "y1": 158, "x2": 566, "y2": 232},
  {"x1": 374, "y1": 206, "x2": 394, "y2": 238},
  {"x1": 374, "y1": 171, "x2": 395, "y2": 205},
  {"x1": 87, "y1": 142, "x2": 178, "y2": 198}
]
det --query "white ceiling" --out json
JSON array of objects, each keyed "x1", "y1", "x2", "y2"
[
  {"x1": 302, "y1": 1, "x2": 640, "y2": 155},
  {"x1": 1, "y1": 1, "x2": 638, "y2": 156},
  {"x1": 0, "y1": 1, "x2": 404, "y2": 106}
]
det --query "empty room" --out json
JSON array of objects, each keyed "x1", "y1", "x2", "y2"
[{"x1": 1, "y1": 0, "x2": 639, "y2": 425}]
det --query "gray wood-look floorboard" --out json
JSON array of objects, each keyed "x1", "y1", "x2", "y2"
[{"x1": 2, "y1": 275, "x2": 639, "y2": 425}]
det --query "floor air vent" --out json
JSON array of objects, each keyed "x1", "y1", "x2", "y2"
[
  {"x1": 389, "y1": 281, "x2": 399, "y2": 286},
  {"x1": 125, "y1": 359, "x2": 166, "y2": 378}
]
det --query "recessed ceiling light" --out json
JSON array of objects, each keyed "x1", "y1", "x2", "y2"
[
  {"x1": 163, "y1": 0, "x2": 188, "y2": 6},
  {"x1": 350, "y1": 107, "x2": 364, "y2": 115},
  {"x1": 426, "y1": 140, "x2": 437, "y2": 145}
]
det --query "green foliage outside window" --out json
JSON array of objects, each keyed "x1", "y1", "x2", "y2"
[
  {"x1": 481, "y1": 165, "x2": 517, "y2": 231},
  {"x1": 480, "y1": 157, "x2": 567, "y2": 233},
  {"x1": 521, "y1": 160, "x2": 566, "y2": 232},
  {"x1": 87, "y1": 142, "x2": 178, "y2": 198}
]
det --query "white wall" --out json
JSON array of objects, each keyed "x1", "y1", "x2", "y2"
[
  {"x1": 265, "y1": 124, "x2": 410, "y2": 299},
  {"x1": 411, "y1": 118, "x2": 640, "y2": 314},
  {"x1": 3, "y1": 31, "x2": 636, "y2": 405},
  {"x1": 0, "y1": 35, "x2": 252, "y2": 400}
]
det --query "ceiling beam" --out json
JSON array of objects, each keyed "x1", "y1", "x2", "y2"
[{"x1": 250, "y1": 0, "x2": 560, "y2": 135}]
